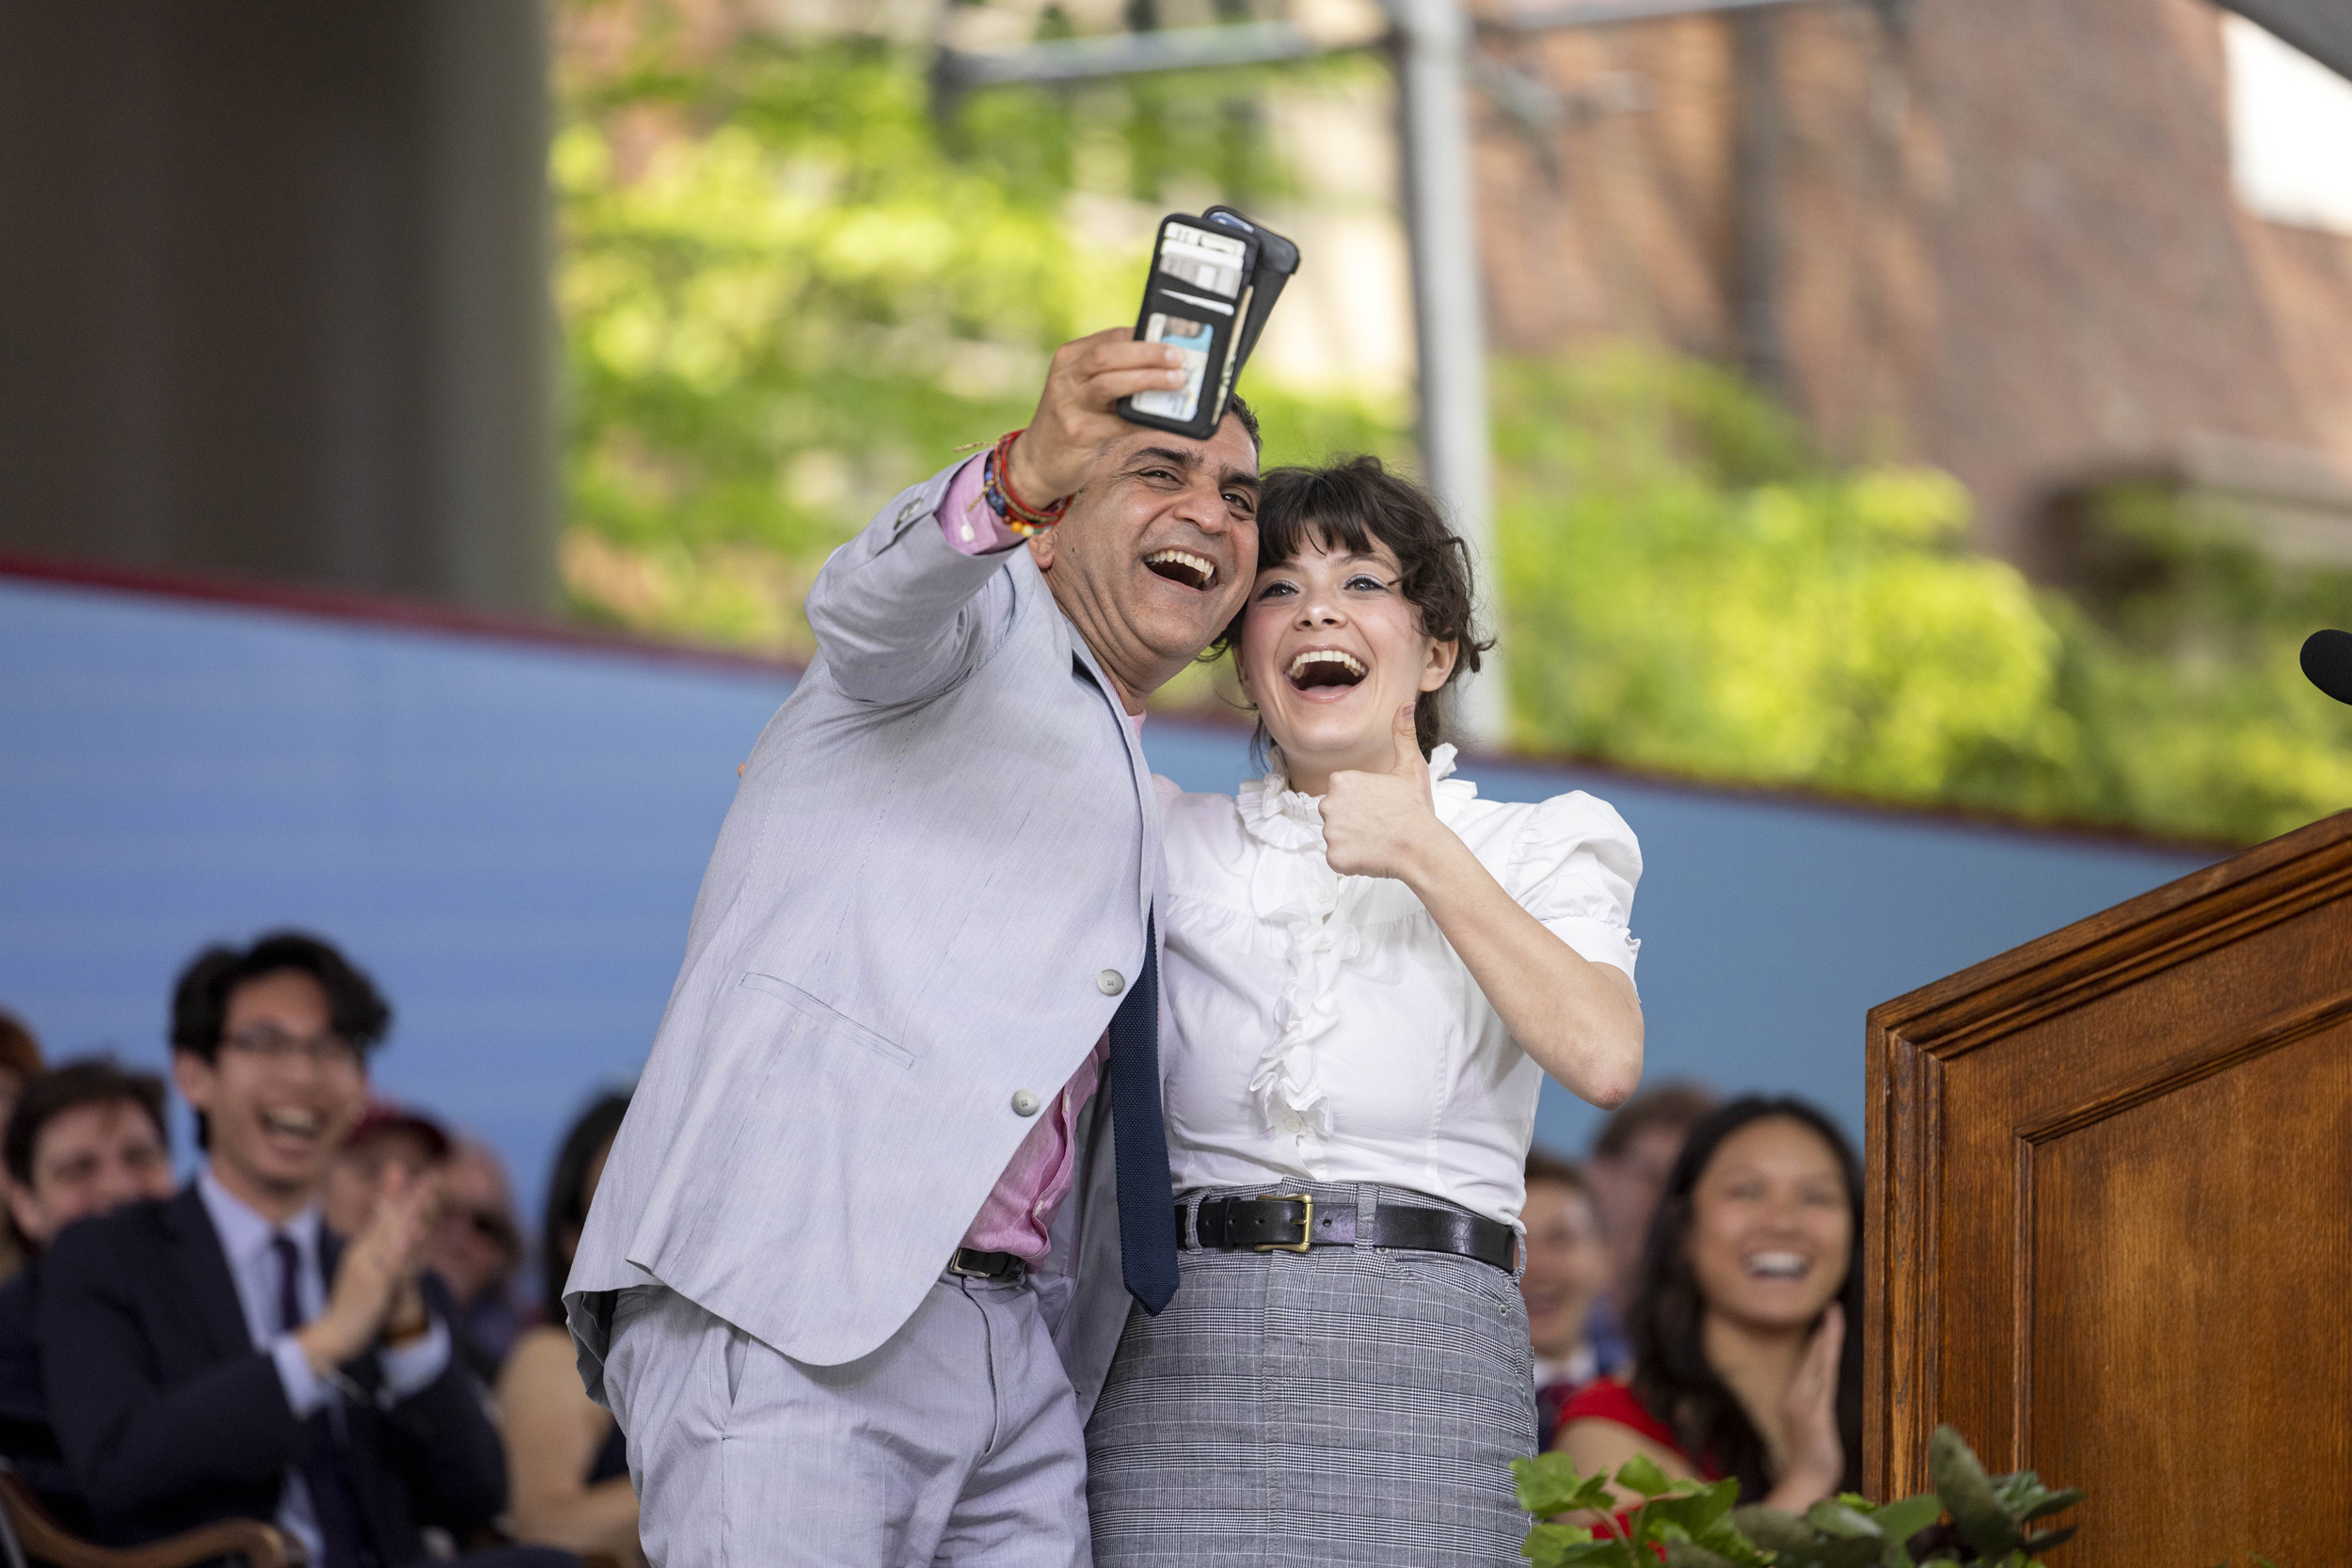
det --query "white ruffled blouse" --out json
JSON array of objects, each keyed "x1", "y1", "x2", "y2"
[{"x1": 1158, "y1": 746, "x2": 1643, "y2": 1230}]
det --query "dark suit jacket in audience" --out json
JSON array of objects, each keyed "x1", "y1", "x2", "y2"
[
  {"x1": 0, "y1": 1262, "x2": 88, "y2": 1529},
  {"x1": 39, "y1": 1184, "x2": 510, "y2": 1556}
]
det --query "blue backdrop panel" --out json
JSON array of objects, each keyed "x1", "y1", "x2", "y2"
[{"x1": 1, "y1": 576, "x2": 2214, "y2": 1281}]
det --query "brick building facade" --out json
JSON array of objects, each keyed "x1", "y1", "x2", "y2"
[{"x1": 1470, "y1": 0, "x2": 2352, "y2": 570}]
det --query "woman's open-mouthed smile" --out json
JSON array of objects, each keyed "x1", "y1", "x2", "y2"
[{"x1": 1236, "y1": 536, "x2": 1454, "y2": 793}]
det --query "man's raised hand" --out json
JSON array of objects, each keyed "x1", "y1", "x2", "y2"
[
  {"x1": 296, "y1": 1162, "x2": 444, "y2": 1373},
  {"x1": 1004, "y1": 327, "x2": 1185, "y2": 508},
  {"x1": 1320, "y1": 704, "x2": 1438, "y2": 882}
]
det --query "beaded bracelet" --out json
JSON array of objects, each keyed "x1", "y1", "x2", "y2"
[{"x1": 981, "y1": 429, "x2": 1071, "y2": 537}]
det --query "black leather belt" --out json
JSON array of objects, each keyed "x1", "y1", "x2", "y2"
[
  {"x1": 948, "y1": 1247, "x2": 1024, "y2": 1282},
  {"x1": 1184, "y1": 1194, "x2": 1518, "y2": 1274}
]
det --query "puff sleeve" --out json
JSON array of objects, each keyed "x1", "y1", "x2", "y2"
[{"x1": 1505, "y1": 791, "x2": 1643, "y2": 983}]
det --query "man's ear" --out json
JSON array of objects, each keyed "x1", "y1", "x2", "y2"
[
  {"x1": 1420, "y1": 638, "x2": 1459, "y2": 692},
  {"x1": 1027, "y1": 531, "x2": 1057, "y2": 573},
  {"x1": 171, "y1": 1050, "x2": 217, "y2": 1117},
  {"x1": 4, "y1": 1179, "x2": 46, "y2": 1251}
]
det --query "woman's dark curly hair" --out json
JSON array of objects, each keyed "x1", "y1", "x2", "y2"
[
  {"x1": 1211, "y1": 455, "x2": 1493, "y2": 760},
  {"x1": 1626, "y1": 1096, "x2": 1864, "y2": 1501}
]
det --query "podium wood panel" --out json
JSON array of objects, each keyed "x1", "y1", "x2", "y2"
[{"x1": 1865, "y1": 810, "x2": 2352, "y2": 1568}]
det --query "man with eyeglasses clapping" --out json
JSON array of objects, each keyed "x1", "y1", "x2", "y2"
[{"x1": 39, "y1": 931, "x2": 571, "y2": 1568}]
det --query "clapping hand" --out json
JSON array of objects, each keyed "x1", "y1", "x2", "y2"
[
  {"x1": 298, "y1": 1162, "x2": 443, "y2": 1373},
  {"x1": 1320, "y1": 704, "x2": 1438, "y2": 882},
  {"x1": 1772, "y1": 1302, "x2": 1847, "y2": 1505}
]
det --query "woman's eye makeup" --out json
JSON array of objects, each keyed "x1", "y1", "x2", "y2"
[{"x1": 1251, "y1": 571, "x2": 1394, "y2": 599}]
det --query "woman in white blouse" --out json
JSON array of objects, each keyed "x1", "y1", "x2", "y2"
[{"x1": 1086, "y1": 456, "x2": 1646, "y2": 1568}]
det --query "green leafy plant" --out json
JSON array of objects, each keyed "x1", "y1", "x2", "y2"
[
  {"x1": 1513, "y1": 1449, "x2": 1767, "y2": 1567},
  {"x1": 1512, "y1": 1425, "x2": 2085, "y2": 1567}
]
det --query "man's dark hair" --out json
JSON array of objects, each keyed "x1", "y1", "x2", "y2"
[
  {"x1": 1593, "y1": 1080, "x2": 1719, "y2": 1162},
  {"x1": 1627, "y1": 1096, "x2": 1864, "y2": 1501},
  {"x1": 5, "y1": 1057, "x2": 170, "y2": 1188},
  {"x1": 541, "y1": 1091, "x2": 632, "y2": 1309},
  {"x1": 169, "y1": 931, "x2": 392, "y2": 1064},
  {"x1": 0, "y1": 1010, "x2": 45, "y2": 1084},
  {"x1": 1213, "y1": 454, "x2": 1494, "y2": 758},
  {"x1": 1223, "y1": 393, "x2": 1263, "y2": 455},
  {"x1": 1524, "y1": 1148, "x2": 1592, "y2": 1199}
]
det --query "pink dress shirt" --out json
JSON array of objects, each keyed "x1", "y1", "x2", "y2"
[{"x1": 940, "y1": 453, "x2": 1126, "y2": 1261}]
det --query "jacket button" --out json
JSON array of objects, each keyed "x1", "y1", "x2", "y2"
[
  {"x1": 1097, "y1": 970, "x2": 1125, "y2": 996},
  {"x1": 1011, "y1": 1090, "x2": 1041, "y2": 1117}
]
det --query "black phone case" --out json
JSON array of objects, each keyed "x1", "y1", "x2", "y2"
[
  {"x1": 1201, "y1": 205, "x2": 1299, "y2": 380},
  {"x1": 1118, "y1": 209, "x2": 1295, "y2": 440}
]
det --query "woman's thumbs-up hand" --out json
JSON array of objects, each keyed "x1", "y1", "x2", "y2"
[{"x1": 1320, "y1": 703, "x2": 1438, "y2": 882}]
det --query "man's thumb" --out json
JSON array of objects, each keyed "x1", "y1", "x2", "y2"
[{"x1": 1392, "y1": 702, "x2": 1421, "y2": 769}]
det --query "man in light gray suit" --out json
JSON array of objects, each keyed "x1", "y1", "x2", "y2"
[{"x1": 564, "y1": 327, "x2": 1262, "y2": 1566}]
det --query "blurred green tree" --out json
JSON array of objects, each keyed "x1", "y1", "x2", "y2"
[
  {"x1": 553, "y1": 7, "x2": 1393, "y2": 652},
  {"x1": 1496, "y1": 350, "x2": 2352, "y2": 842},
  {"x1": 552, "y1": 4, "x2": 2352, "y2": 846}
]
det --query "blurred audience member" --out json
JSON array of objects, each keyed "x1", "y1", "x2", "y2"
[
  {"x1": 1583, "y1": 1080, "x2": 1718, "y2": 1366},
  {"x1": 327, "y1": 1109, "x2": 526, "y2": 1381},
  {"x1": 1557, "y1": 1097, "x2": 1861, "y2": 1514},
  {"x1": 1520, "y1": 1151, "x2": 1615, "y2": 1452},
  {"x1": 40, "y1": 932, "x2": 567, "y2": 1567},
  {"x1": 324, "y1": 1102, "x2": 451, "y2": 1238},
  {"x1": 431, "y1": 1139, "x2": 527, "y2": 1372},
  {"x1": 0, "y1": 1010, "x2": 50, "y2": 1276},
  {"x1": 497, "y1": 1093, "x2": 639, "y2": 1565},
  {"x1": 0, "y1": 1059, "x2": 178, "y2": 1526},
  {"x1": 0, "y1": 1011, "x2": 45, "y2": 1132}
]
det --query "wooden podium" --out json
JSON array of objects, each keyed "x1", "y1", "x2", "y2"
[{"x1": 1864, "y1": 811, "x2": 2351, "y2": 1566}]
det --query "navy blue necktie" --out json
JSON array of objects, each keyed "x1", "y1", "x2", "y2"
[
  {"x1": 270, "y1": 1234, "x2": 371, "y2": 1568},
  {"x1": 1107, "y1": 913, "x2": 1179, "y2": 1313}
]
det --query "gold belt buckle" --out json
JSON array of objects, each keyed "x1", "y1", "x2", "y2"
[{"x1": 1254, "y1": 1193, "x2": 1314, "y2": 1254}]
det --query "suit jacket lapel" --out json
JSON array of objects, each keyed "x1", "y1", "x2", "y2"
[
  {"x1": 162, "y1": 1183, "x2": 259, "y2": 1364},
  {"x1": 1052, "y1": 604, "x2": 1165, "y2": 935}
]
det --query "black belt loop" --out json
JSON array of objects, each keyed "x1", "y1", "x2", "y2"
[{"x1": 1175, "y1": 1189, "x2": 1517, "y2": 1274}]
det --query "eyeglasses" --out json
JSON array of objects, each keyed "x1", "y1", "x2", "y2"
[{"x1": 222, "y1": 1025, "x2": 366, "y2": 1073}]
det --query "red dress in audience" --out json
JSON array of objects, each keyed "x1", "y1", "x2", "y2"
[
  {"x1": 1551, "y1": 1378, "x2": 1727, "y2": 1546},
  {"x1": 1554, "y1": 1376, "x2": 1724, "y2": 1480}
]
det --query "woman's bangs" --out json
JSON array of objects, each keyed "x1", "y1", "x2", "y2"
[{"x1": 1256, "y1": 477, "x2": 1381, "y2": 574}]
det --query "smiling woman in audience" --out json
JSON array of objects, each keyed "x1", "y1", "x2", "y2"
[
  {"x1": 495, "y1": 1093, "x2": 639, "y2": 1566},
  {"x1": 1086, "y1": 457, "x2": 1647, "y2": 1568},
  {"x1": 1556, "y1": 1097, "x2": 1862, "y2": 1514}
]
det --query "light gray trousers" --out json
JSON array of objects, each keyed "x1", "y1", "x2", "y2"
[{"x1": 602, "y1": 1275, "x2": 1091, "y2": 1568}]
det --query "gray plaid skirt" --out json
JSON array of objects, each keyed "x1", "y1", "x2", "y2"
[{"x1": 1085, "y1": 1180, "x2": 1537, "y2": 1568}]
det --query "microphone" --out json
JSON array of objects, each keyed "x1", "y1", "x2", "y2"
[{"x1": 2301, "y1": 629, "x2": 2352, "y2": 705}]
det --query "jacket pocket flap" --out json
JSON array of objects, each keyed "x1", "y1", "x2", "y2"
[{"x1": 739, "y1": 972, "x2": 916, "y2": 1069}]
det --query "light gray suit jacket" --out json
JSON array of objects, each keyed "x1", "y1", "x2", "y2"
[{"x1": 565, "y1": 459, "x2": 1158, "y2": 1411}]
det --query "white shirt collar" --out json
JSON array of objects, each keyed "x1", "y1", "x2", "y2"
[{"x1": 197, "y1": 1164, "x2": 324, "y2": 1265}]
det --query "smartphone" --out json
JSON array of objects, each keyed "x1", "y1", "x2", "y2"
[{"x1": 1119, "y1": 208, "x2": 1298, "y2": 440}]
